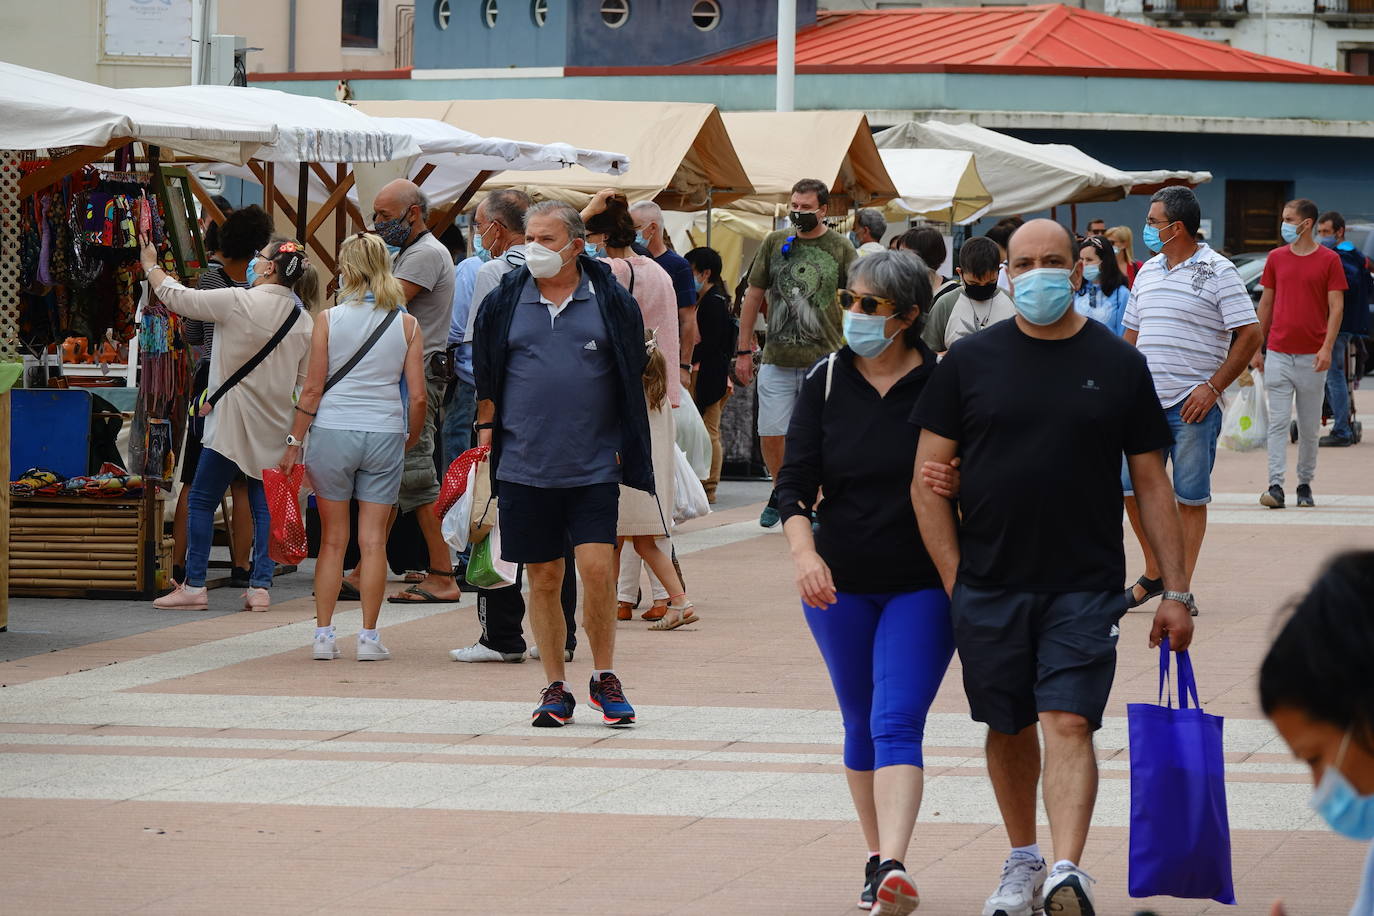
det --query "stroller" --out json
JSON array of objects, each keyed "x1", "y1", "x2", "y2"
[{"x1": 1290, "y1": 335, "x2": 1364, "y2": 443}]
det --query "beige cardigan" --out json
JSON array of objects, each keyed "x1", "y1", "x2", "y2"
[{"x1": 157, "y1": 278, "x2": 313, "y2": 480}]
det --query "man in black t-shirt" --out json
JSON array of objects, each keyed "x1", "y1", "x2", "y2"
[{"x1": 911, "y1": 219, "x2": 1195, "y2": 916}]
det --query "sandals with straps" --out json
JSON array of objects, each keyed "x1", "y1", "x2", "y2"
[
  {"x1": 649, "y1": 595, "x2": 699, "y2": 631},
  {"x1": 1126, "y1": 575, "x2": 1164, "y2": 609}
]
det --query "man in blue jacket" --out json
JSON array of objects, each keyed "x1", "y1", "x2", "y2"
[
  {"x1": 1316, "y1": 210, "x2": 1371, "y2": 447},
  {"x1": 473, "y1": 201, "x2": 653, "y2": 729}
]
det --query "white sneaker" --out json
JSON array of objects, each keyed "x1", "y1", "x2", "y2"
[
  {"x1": 982, "y1": 852, "x2": 1046, "y2": 916},
  {"x1": 449, "y1": 642, "x2": 524, "y2": 663},
  {"x1": 1043, "y1": 863, "x2": 1095, "y2": 916},
  {"x1": 527, "y1": 645, "x2": 574, "y2": 662},
  {"x1": 356, "y1": 633, "x2": 391, "y2": 661},
  {"x1": 312, "y1": 632, "x2": 339, "y2": 661}
]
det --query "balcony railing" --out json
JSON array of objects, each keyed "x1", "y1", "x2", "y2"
[
  {"x1": 1316, "y1": 0, "x2": 1374, "y2": 17},
  {"x1": 1142, "y1": 0, "x2": 1249, "y2": 19}
]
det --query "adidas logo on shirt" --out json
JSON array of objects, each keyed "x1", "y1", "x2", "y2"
[{"x1": 584, "y1": 340, "x2": 598, "y2": 351}]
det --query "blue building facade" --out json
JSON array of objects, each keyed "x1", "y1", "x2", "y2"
[{"x1": 414, "y1": 0, "x2": 816, "y2": 70}]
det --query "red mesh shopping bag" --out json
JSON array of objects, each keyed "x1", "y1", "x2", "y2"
[
  {"x1": 263, "y1": 465, "x2": 308, "y2": 565},
  {"x1": 435, "y1": 445, "x2": 490, "y2": 519}
]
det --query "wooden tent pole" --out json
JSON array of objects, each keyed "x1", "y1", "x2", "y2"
[
  {"x1": 295, "y1": 162, "x2": 309, "y2": 242},
  {"x1": 19, "y1": 138, "x2": 130, "y2": 198}
]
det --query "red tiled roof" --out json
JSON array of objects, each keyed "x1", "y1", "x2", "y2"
[{"x1": 694, "y1": 5, "x2": 1351, "y2": 81}]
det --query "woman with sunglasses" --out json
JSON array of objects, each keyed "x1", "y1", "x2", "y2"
[{"x1": 775, "y1": 251, "x2": 953, "y2": 915}]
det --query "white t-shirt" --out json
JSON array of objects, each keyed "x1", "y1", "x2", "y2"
[{"x1": 1124, "y1": 243, "x2": 1257, "y2": 409}]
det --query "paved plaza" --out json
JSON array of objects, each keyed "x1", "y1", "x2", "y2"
[{"x1": 2, "y1": 397, "x2": 1372, "y2": 915}]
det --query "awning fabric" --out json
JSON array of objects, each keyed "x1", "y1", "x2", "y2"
[
  {"x1": 720, "y1": 111, "x2": 896, "y2": 215},
  {"x1": 0, "y1": 62, "x2": 275, "y2": 163},
  {"x1": 879, "y1": 148, "x2": 993, "y2": 224},
  {"x1": 358, "y1": 98, "x2": 751, "y2": 210}
]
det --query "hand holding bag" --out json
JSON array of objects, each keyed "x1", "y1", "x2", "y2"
[
  {"x1": 1127, "y1": 639, "x2": 1236, "y2": 905},
  {"x1": 1220, "y1": 368, "x2": 1266, "y2": 452}
]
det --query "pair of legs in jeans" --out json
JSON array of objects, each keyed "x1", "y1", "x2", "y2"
[
  {"x1": 183, "y1": 448, "x2": 273, "y2": 591},
  {"x1": 1324, "y1": 332, "x2": 1357, "y2": 442}
]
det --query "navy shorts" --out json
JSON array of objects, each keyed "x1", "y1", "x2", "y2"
[
  {"x1": 951, "y1": 584, "x2": 1128, "y2": 735},
  {"x1": 497, "y1": 481, "x2": 619, "y2": 564}
]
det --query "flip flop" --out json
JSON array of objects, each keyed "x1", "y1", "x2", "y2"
[
  {"x1": 338, "y1": 581, "x2": 361, "y2": 601},
  {"x1": 387, "y1": 585, "x2": 459, "y2": 604},
  {"x1": 1125, "y1": 575, "x2": 1164, "y2": 609}
]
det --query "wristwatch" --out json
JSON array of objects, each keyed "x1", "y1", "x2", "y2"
[
  {"x1": 285, "y1": 434, "x2": 303, "y2": 447},
  {"x1": 1162, "y1": 590, "x2": 1199, "y2": 617}
]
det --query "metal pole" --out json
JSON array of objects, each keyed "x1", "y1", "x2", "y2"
[
  {"x1": 776, "y1": 0, "x2": 795, "y2": 113},
  {"x1": 706, "y1": 189, "x2": 714, "y2": 249},
  {"x1": 288, "y1": 0, "x2": 298, "y2": 73}
]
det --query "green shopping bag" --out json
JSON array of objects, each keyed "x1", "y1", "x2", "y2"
[{"x1": 464, "y1": 518, "x2": 516, "y2": 589}]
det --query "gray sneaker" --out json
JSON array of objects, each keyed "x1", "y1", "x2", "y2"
[
  {"x1": 982, "y1": 852, "x2": 1045, "y2": 916},
  {"x1": 1296, "y1": 484, "x2": 1315, "y2": 507},
  {"x1": 356, "y1": 633, "x2": 391, "y2": 661}
]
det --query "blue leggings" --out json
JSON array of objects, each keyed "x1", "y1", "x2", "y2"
[{"x1": 804, "y1": 588, "x2": 955, "y2": 770}]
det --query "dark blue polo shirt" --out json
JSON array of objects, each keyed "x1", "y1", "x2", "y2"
[{"x1": 496, "y1": 271, "x2": 622, "y2": 488}]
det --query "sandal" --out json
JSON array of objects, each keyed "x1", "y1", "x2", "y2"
[
  {"x1": 403, "y1": 569, "x2": 426, "y2": 584},
  {"x1": 649, "y1": 595, "x2": 699, "y2": 631},
  {"x1": 617, "y1": 601, "x2": 634, "y2": 621},
  {"x1": 1126, "y1": 575, "x2": 1164, "y2": 609},
  {"x1": 641, "y1": 602, "x2": 667, "y2": 622}
]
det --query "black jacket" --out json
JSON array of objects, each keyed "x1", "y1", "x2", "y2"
[
  {"x1": 473, "y1": 255, "x2": 654, "y2": 493},
  {"x1": 774, "y1": 344, "x2": 943, "y2": 594}
]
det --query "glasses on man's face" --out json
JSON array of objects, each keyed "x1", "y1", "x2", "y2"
[
  {"x1": 1146, "y1": 218, "x2": 1175, "y2": 229},
  {"x1": 837, "y1": 289, "x2": 897, "y2": 315}
]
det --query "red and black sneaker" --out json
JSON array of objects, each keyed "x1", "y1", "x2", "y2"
[
  {"x1": 872, "y1": 859, "x2": 919, "y2": 916},
  {"x1": 532, "y1": 682, "x2": 575, "y2": 728}
]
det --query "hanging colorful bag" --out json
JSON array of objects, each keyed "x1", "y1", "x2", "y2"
[
  {"x1": 1127, "y1": 639, "x2": 1236, "y2": 904},
  {"x1": 262, "y1": 464, "x2": 309, "y2": 566}
]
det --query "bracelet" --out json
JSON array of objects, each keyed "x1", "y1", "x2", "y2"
[
  {"x1": 474, "y1": 421, "x2": 494, "y2": 431},
  {"x1": 1204, "y1": 380, "x2": 1221, "y2": 397},
  {"x1": 293, "y1": 404, "x2": 316, "y2": 417},
  {"x1": 680, "y1": 363, "x2": 692, "y2": 371},
  {"x1": 736, "y1": 349, "x2": 753, "y2": 357}
]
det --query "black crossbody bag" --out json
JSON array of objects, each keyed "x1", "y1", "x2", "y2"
[{"x1": 322, "y1": 307, "x2": 402, "y2": 394}]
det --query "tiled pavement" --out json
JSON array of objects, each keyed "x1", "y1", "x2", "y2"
[{"x1": 2, "y1": 394, "x2": 1373, "y2": 914}]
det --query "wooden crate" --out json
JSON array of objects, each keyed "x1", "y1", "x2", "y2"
[{"x1": 7, "y1": 491, "x2": 167, "y2": 599}]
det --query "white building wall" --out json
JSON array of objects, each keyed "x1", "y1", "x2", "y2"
[{"x1": 1107, "y1": 0, "x2": 1374, "y2": 70}]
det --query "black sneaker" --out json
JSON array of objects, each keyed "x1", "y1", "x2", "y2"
[
  {"x1": 871, "y1": 859, "x2": 919, "y2": 916},
  {"x1": 859, "y1": 854, "x2": 880, "y2": 910},
  {"x1": 1260, "y1": 484, "x2": 1285, "y2": 509},
  {"x1": 1296, "y1": 484, "x2": 1315, "y2": 507},
  {"x1": 1320, "y1": 433, "x2": 1354, "y2": 447},
  {"x1": 229, "y1": 565, "x2": 250, "y2": 586}
]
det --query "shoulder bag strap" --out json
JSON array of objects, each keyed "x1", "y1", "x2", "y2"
[
  {"x1": 202, "y1": 303, "x2": 300, "y2": 414},
  {"x1": 323, "y1": 307, "x2": 401, "y2": 394},
  {"x1": 627, "y1": 263, "x2": 636, "y2": 296},
  {"x1": 824, "y1": 351, "x2": 837, "y2": 402}
]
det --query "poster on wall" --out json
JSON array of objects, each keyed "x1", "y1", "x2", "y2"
[{"x1": 103, "y1": 0, "x2": 192, "y2": 59}]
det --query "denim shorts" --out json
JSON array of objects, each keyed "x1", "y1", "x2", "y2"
[{"x1": 1122, "y1": 401, "x2": 1222, "y2": 506}]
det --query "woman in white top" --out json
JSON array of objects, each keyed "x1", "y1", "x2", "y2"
[
  {"x1": 281, "y1": 232, "x2": 426, "y2": 662},
  {"x1": 143, "y1": 237, "x2": 315, "y2": 613}
]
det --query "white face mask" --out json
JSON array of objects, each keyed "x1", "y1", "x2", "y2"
[{"x1": 525, "y1": 239, "x2": 576, "y2": 279}]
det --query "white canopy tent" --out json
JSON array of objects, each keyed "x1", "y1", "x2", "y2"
[
  {"x1": 879, "y1": 148, "x2": 993, "y2": 224},
  {"x1": 875, "y1": 120, "x2": 1209, "y2": 216},
  {"x1": 0, "y1": 61, "x2": 276, "y2": 164}
]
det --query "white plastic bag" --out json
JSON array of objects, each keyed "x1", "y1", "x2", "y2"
[
  {"x1": 1220, "y1": 369, "x2": 1267, "y2": 452},
  {"x1": 441, "y1": 461, "x2": 478, "y2": 552},
  {"x1": 673, "y1": 396, "x2": 711, "y2": 480},
  {"x1": 672, "y1": 444, "x2": 711, "y2": 525}
]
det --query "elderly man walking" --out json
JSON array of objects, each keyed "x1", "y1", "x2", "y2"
[
  {"x1": 736, "y1": 178, "x2": 856, "y2": 528},
  {"x1": 473, "y1": 201, "x2": 653, "y2": 728},
  {"x1": 1121, "y1": 187, "x2": 1260, "y2": 612},
  {"x1": 358, "y1": 179, "x2": 459, "y2": 604},
  {"x1": 913, "y1": 219, "x2": 1195, "y2": 916}
]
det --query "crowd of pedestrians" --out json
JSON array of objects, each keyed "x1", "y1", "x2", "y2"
[{"x1": 146, "y1": 171, "x2": 1369, "y2": 915}]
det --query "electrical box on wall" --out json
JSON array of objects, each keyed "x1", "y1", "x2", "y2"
[{"x1": 206, "y1": 34, "x2": 247, "y2": 86}]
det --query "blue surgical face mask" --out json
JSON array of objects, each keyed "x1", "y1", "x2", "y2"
[
  {"x1": 1143, "y1": 223, "x2": 1174, "y2": 254},
  {"x1": 1319, "y1": 235, "x2": 1339, "y2": 250},
  {"x1": 1312, "y1": 731, "x2": 1374, "y2": 840},
  {"x1": 1083, "y1": 264, "x2": 1101, "y2": 283},
  {"x1": 385, "y1": 244, "x2": 400, "y2": 259},
  {"x1": 584, "y1": 242, "x2": 603, "y2": 259},
  {"x1": 472, "y1": 224, "x2": 493, "y2": 262},
  {"x1": 1280, "y1": 222, "x2": 1301, "y2": 245},
  {"x1": 1011, "y1": 267, "x2": 1076, "y2": 326},
  {"x1": 634, "y1": 232, "x2": 648, "y2": 248},
  {"x1": 246, "y1": 257, "x2": 261, "y2": 286},
  {"x1": 692, "y1": 273, "x2": 704, "y2": 293},
  {"x1": 849, "y1": 231, "x2": 860, "y2": 248},
  {"x1": 843, "y1": 311, "x2": 897, "y2": 358}
]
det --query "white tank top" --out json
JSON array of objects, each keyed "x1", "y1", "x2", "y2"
[{"x1": 314, "y1": 295, "x2": 411, "y2": 433}]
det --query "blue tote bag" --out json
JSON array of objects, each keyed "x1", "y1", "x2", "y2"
[{"x1": 1127, "y1": 640, "x2": 1236, "y2": 905}]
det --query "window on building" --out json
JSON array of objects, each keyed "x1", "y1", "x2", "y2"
[
  {"x1": 532, "y1": 0, "x2": 549, "y2": 26},
  {"x1": 600, "y1": 0, "x2": 631, "y2": 28},
  {"x1": 482, "y1": 0, "x2": 499, "y2": 28},
  {"x1": 341, "y1": 0, "x2": 379, "y2": 48},
  {"x1": 692, "y1": 0, "x2": 721, "y2": 31},
  {"x1": 435, "y1": 0, "x2": 451, "y2": 30},
  {"x1": 1346, "y1": 49, "x2": 1373, "y2": 75}
]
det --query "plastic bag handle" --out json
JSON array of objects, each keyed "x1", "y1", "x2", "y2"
[{"x1": 1156, "y1": 637, "x2": 1201, "y2": 710}]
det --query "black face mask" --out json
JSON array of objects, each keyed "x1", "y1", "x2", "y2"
[
  {"x1": 964, "y1": 281, "x2": 999, "y2": 302},
  {"x1": 789, "y1": 210, "x2": 820, "y2": 233}
]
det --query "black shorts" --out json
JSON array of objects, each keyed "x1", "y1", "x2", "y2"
[
  {"x1": 951, "y1": 585, "x2": 1127, "y2": 735},
  {"x1": 496, "y1": 480, "x2": 619, "y2": 564}
]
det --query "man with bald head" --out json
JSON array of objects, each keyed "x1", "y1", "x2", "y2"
[
  {"x1": 368, "y1": 178, "x2": 459, "y2": 603},
  {"x1": 911, "y1": 219, "x2": 1194, "y2": 916}
]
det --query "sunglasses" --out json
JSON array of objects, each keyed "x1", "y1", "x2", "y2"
[{"x1": 836, "y1": 289, "x2": 898, "y2": 315}]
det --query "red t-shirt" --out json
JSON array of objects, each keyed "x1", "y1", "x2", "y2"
[{"x1": 1261, "y1": 244, "x2": 1346, "y2": 355}]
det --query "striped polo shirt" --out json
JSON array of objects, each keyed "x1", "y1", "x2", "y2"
[{"x1": 1124, "y1": 244, "x2": 1258, "y2": 408}]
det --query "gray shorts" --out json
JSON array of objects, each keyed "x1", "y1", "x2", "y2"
[
  {"x1": 757, "y1": 363, "x2": 810, "y2": 436},
  {"x1": 306, "y1": 426, "x2": 405, "y2": 505},
  {"x1": 398, "y1": 374, "x2": 444, "y2": 512},
  {"x1": 951, "y1": 584, "x2": 1127, "y2": 735}
]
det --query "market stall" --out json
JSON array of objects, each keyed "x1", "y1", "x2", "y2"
[
  {"x1": 879, "y1": 148, "x2": 993, "y2": 225},
  {"x1": 0, "y1": 63, "x2": 279, "y2": 607}
]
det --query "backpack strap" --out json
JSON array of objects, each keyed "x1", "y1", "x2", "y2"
[
  {"x1": 200, "y1": 303, "x2": 300, "y2": 415},
  {"x1": 323, "y1": 307, "x2": 400, "y2": 395},
  {"x1": 824, "y1": 351, "x2": 837, "y2": 402}
]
